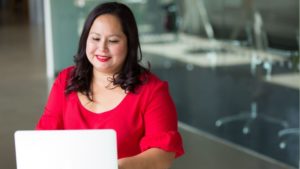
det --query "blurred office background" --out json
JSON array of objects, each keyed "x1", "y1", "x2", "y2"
[{"x1": 0, "y1": 0, "x2": 299, "y2": 169}]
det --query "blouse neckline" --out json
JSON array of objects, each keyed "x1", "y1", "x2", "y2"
[{"x1": 75, "y1": 91, "x2": 131, "y2": 116}]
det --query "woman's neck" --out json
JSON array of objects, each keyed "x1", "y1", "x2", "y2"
[{"x1": 92, "y1": 69, "x2": 119, "y2": 91}]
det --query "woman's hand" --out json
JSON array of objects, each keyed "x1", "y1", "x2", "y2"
[{"x1": 118, "y1": 148, "x2": 175, "y2": 169}]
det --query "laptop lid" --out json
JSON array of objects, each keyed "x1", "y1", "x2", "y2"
[{"x1": 14, "y1": 129, "x2": 118, "y2": 169}]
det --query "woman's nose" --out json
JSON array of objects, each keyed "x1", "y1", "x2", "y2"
[{"x1": 99, "y1": 40, "x2": 108, "y2": 52}]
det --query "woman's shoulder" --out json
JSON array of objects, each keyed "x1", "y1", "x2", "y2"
[
  {"x1": 58, "y1": 65, "x2": 75, "y2": 77},
  {"x1": 139, "y1": 72, "x2": 167, "y2": 91},
  {"x1": 55, "y1": 65, "x2": 75, "y2": 86},
  {"x1": 56, "y1": 66, "x2": 75, "y2": 80},
  {"x1": 143, "y1": 72, "x2": 164, "y2": 84}
]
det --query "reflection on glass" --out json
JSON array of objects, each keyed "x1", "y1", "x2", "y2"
[{"x1": 137, "y1": 0, "x2": 299, "y2": 168}]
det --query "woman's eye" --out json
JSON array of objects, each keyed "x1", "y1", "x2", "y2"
[
  {"x1": 109, "y1": 40, "x2": 119, "y2": 43},
  {"x1": 92, "y1": 37, "x2": 100, "y2": 41}
]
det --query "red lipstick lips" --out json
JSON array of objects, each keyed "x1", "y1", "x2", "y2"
[{"x1": 96, "y1": 55, "x2": 111, "y2": 62}]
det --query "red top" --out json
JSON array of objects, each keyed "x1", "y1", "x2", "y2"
[{"x1": 36, "y1": 66, "x2": 184, "y2": 159}]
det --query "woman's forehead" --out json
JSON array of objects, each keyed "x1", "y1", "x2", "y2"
[{"x1": 89, "y1": 14, "x2": 123, "y2": 34}]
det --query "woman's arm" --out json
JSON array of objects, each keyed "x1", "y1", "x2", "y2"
[
  {"x1": 36, "y1": 68, "x2": 72, "y2": 129},
  {"x1": 118, "y1": 78, "x2": 183, "y2": 169},
  {"x1": 118, "y1": 148, "x2": 175, "y2": 169}
]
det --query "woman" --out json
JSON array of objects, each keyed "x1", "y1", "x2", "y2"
[{"x1": 36, "y1": 2, "x2": 184, "y2": 169}]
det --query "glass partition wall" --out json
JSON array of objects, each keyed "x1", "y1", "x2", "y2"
[
  {"x1": 45, "y1": 0, "x2": 299, "y2": 168},
  {"x1": 138, "y1": 0, "x2": 299, "y2": 167}
]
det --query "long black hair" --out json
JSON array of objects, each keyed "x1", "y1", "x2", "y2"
[{"x1": 65, "y1": 2, "x2": 148, "y2": 98}]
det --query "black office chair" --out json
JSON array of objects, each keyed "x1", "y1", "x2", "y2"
[
  {"x1": 215, "y1": 11, "x2": 289, "y2": 134},
  {"x1": 278, "y1": 128, "x2": 300, "y2": 149},
  {"x1": 216, "y1": 101, "x2": 289, "y2": 134},
  {"x1": 277, "y1": 33, "x2": 299, "y2": 149}
]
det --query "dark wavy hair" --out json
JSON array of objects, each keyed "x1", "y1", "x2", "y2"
[{"x1": 65, "y1": 2, "x2": 148, "y2": 99}]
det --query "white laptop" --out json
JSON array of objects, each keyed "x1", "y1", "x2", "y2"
[{"x1": 14, "y1": 129, "x2": 118, "y2": 169}]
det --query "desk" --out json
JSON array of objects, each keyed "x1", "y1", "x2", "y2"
[
  {"x1": 265, "y1": 73, "x2": 300, "y2": 90},
  {"x1": 141, "y1": 33, "x2": 285, "y2": 68},
  {"x1": 141, "y1": 33, "x2": 299, "y2": 90}
]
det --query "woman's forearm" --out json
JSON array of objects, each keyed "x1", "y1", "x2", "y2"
[{"x1": 118, "y1": 148, "x2": 175, "y2": 169}]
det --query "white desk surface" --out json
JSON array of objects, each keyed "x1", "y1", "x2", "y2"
[
  {"x1": 141, "y1": 33, "x2": 285, "y2": 67},
  {"x1": 141, "y1": 33, "x2": 300, "y2": 90},
  {"x1": 265, "y1": 73, "x2": 300, "y2": 90}
]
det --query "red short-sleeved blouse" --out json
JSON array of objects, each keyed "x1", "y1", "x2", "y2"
[{"x1": 36, "y1": 66, "x2": 184, "y2": 159}]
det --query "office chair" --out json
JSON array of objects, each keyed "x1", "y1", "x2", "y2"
[
  {"x1": 278, "y1": 128, "x2": 300, "y2": 149},
  {"x1": 278, "y1": 34, "x2": 299, "y2": 149},
  {"x1": 215, "y1": 11, "x2": 289, "y2": 134}
]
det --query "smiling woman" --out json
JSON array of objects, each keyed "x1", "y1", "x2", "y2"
[
  {"x1": 86, "y1": 14, "x2": 128, "y2": 75},
  {"x1": 36, "y1": 2, "x2": 184, "y2": 169}
]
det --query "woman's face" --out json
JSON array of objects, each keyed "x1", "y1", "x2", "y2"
[{"x1": 86, "y1": 14, "x2": 128, "y2": 75}]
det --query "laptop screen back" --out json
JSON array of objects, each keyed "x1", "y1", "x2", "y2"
[{"x1": 14, "y1": 129, "x2": 118, "y2": 169}]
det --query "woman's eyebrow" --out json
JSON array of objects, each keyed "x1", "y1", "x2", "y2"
[
  {"x1": 89, "y1": 32, "x2": 100, "y2": 36},
  {"x1": 89, "y1": 31, "x2": 123, "y2": 37}
]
